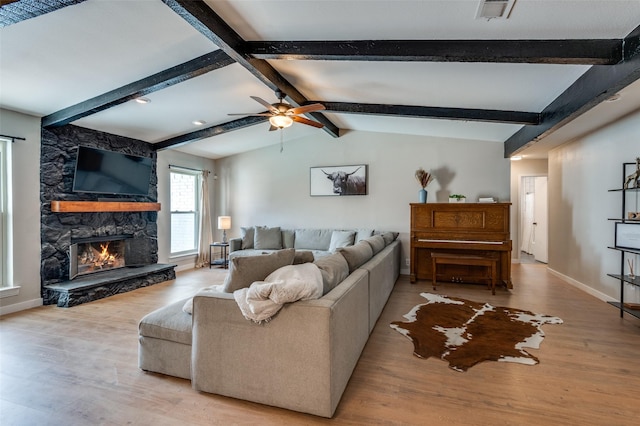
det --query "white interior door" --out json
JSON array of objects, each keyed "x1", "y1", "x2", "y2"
[{"x1": 532, "y1": 177, "x2": 548, "y2": 263}]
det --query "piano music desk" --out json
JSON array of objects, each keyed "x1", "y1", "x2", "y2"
[{"x1": 431, "y1": 252, "x2": 498, "y2": 295}]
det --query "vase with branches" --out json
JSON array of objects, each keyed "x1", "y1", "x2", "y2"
[{"x1": 415, "y1": 168, "x2": 434, "y2": 203}]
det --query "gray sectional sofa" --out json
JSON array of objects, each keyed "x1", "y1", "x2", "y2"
[{"x1": 138, "y1": 227, "x2": 401, "y2": 418}]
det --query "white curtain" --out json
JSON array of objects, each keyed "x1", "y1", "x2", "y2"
[{"x1": 195, "y1": 170, "x2": 213, "y2": 268}]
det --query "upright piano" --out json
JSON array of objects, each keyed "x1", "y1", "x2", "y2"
[{"x1": 410, "y1": 203, "x2": 513, "y2": 289}]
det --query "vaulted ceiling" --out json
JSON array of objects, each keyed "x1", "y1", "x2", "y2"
[{"x1": 1, "y1": 0, "x2": 640, "y2": 159}]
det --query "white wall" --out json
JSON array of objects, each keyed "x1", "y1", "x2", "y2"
[
  {"x1": 215, "y1": 130, "x2": 511, "y2": 274},
  {"x1": 0, "y1": 109, "x2": 43, "y2": 314},
  {"x1": 156, "y1": 149, "x2": 216, "y2": 271},
  {"x1": 548, "y1": 110, "x2": 640, "y2": 303}
]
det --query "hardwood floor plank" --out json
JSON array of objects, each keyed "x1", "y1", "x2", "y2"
[{"x1": 1, "y1": 265, "x2": 639, "y2": 425}]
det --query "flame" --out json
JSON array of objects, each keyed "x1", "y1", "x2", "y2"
[{"x1": 93, "y1": 242, "x2": 117, "y2": 269}]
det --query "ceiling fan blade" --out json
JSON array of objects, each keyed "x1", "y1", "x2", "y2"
[
  {"x1": 292, "y1": 115, "x2": 325, "y2": 128},
  {"x1": 227, "y1": 112, "x2": 273, "y2": 116},
  {"x1": 288, "y1": 103, "x2": 326, "y2": 115},
  {"x1": 251, "y1": 96, "x2": 278, "y2": 114}
]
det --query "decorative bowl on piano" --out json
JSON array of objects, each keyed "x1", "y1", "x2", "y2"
[{"x1": 449, "y1": 194, "x2": 466, "y2": 203}]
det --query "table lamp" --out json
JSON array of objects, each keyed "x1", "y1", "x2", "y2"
[{"x1": 218, "y1": 216, "x2": 231, "y2": 243}]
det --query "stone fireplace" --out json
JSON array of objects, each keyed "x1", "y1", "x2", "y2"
[{"x1": 40, "y1": 124, "x2": 175, "y2": 307}]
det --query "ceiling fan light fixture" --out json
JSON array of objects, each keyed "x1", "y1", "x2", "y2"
[{"x1": 269, "y1": 114, "x2": 293, "y2": 129}]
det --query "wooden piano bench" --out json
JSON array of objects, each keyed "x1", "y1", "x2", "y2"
[{"x1": 431, "y1": 253, "x2": 498, "y2": 295}]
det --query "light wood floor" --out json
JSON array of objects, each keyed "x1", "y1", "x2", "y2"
[{"x1": 1, "y1": 264, "x2": 639, "y2": 426}]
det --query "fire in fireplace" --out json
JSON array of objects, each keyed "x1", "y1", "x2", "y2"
[{"x1": 70, "y1": 235, "x2": 130, "y2": 279}]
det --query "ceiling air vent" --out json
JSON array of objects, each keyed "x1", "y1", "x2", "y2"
[{"x1": 476, "y1": 0, "x2": 516, "y2": 19}]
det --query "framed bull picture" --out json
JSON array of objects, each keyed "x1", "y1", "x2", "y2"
[{"x1": 310, "y1": 164, "x2": 368, "y2": 196}]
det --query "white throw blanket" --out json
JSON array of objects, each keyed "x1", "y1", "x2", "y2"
[{"x1": 233, "y1": 263, "x2": 323, "y2": 323}]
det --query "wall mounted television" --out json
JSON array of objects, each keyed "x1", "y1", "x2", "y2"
[{"x1": 72, "y1": 146, "x2": 152, "y2": 196}]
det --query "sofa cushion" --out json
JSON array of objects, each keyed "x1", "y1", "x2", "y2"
[
  {"x1": 329, "y1": 230, "x2": 355, "y2": 252},
  {"x1": 294, "y1": 228, "x2": 334, "y2": 251},
  {"x1": 337, "y1": 240, "x2": 374, "y2": 273},
  {"x1": 241, "y1": 226, "x2": 255, "y2": 249},
  {"x1": 222, "y1": 249, "x2": 295, "y2": 292},
  {"x1": 293, "y1": 250, "x2": 315, "y2": 265},
  {"x1": 364, "y1": 234, "x2": 385, "y2": 255},
  {"x1": 314, "y1": 252, "x2": 350, "y2": 294},
  {"x1": 139, "y1": 299, "x2": 193, "y2": 345},
  {"x1": 254, "y1": 226, "x2": 282, "y2": 250},
  {"x1": 380, "y1": 231, "x2": 399, "y2": 245}
]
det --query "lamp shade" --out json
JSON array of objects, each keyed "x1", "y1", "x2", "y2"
[{"x1": 217, "y1": 216, "x2": 231, "y2": 230}]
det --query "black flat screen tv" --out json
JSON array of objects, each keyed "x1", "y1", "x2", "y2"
[{"x1": 72, "y1": 146, "x2": 152, "y2": 196}]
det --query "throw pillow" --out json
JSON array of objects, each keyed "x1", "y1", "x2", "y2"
[
  {"x1": 355, "y1": 228, "x2": 374, "y2": 243},
  {"x1": 293, "y1": 250, "x2": 315, "y2": 265},
  {"x1": 336, "y1": 240, "x2": 374, "y2": 273},
  {"x1": 222, "y1": 248, "x2": 295, "y2": 293},
  {"x1": 328, "y1": 230, "x2": 356, "y2": 252},
  {"x1": 314, "y1": 252, "x2": 350, "y2": 294},
  {"x1": 282, "y1": 229, "x2": 295, "y2": 249},
  {"x1": 240, "y1": 226, "x2": 255, "y2": 249},
  {"x1": 380, "y1": 231, "x2": 399, "y2": 245},
  {"x1": 364, "y1": 234, "x2": 385, "y2": 255},
  {"x1": 254, "y1": 226, "x2": 282, "y2": 250}
]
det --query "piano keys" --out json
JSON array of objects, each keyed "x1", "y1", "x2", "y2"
[{"x1": 410, "y1": 202, "x2": 513, "y2": 289}]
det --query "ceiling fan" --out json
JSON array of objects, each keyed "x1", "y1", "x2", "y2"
[{"x1": 229, "y1": 90, "x2": 325, "y2": 131}]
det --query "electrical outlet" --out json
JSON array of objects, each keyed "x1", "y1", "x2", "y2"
[{"x1": 405, "y1": 258, "x2": 410, "y2": 266}]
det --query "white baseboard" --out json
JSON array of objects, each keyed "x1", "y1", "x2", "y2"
[
  {"x1": 547, "y1": 268, "x2": 616, "y2": 303},
  {"x1": 0, "y1": 298, "x2": 43, "y2": 316}
]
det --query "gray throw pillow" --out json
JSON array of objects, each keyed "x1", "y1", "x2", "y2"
[
  {"x1": 380, "y1": 231, "x2": 399, "y2": 245},
  {"x1": 282, "y1": 229, "x2": 295, "y2": 249},
  {"x1": 222, "y1": 249, "x2": 295, "y2": 293},
  {"x1": 328, "y1": 230, "x2": 355, "y2": 252},
  {"x1": 337, "y1": 240, "x2": 374, "y2": 273},
  {"x1": 314, "y1": 252, "x2": 350, "y2": 295},
  {"x1": 364, "y1": 234, "x2": 385, "y2": 255},
  {"x1": 293, "y1": 250, "x2": 315, "y2": 265},
  {"x1": 240, "y1": 226, "x2": 255, "y2": 249},
  {"x1": 254, "y1": 226, "x2": 282, "y2": 250}
]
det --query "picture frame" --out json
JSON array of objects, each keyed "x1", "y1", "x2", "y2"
[
  {"x1": 615, "y1": 222, "x2": 640, "y2": 251},
  {"x1": 310, "y1": 164, "x2": 367, "y2": 196}
]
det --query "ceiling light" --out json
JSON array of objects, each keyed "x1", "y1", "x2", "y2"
[
  {"x1": 192, "y1": 120, "x2": 206, "y2": 126},
  {"x1": 269, "y1": 115, "x2": 293, "y2": 129},
  {"x1": 135, "y1": 97, "x2": 151, "y2": 104},
  {"x1": 511, "y1": 156, "x2": 523, "y2": 161},
  {"x1": 606, "y1": 93, "x2": 621, "y2": 102},
  {"x1": 476, "y1": 0, "x2": 516, "y2": 19}
]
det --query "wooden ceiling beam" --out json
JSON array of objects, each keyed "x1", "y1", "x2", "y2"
[
  {"x1": 247, "y1": 39, "x2": 623, "y2": 65},
  {"x1": 162, "y1": 0, "x2": 340, "y2": 138},
  {"x1": 504, "y1": 24, "x2": 640, "y2": 157},
  {"x1": 153, "y1": 116, "x2": 269, "y2": 151},
  {"x1": 319, "y1": 102, "x2": 540, "y2": 125},
  {"x1": 42, "y1": 50, "x2": 234, "y2": 128}
]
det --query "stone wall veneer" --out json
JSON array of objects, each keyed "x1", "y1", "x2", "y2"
[{"x1": 40, "y1": 125, "x2": 170, "y2": 305}]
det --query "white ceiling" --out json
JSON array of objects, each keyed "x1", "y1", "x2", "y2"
[{"x1": 1, "y1": 0, "x2": 640, "y2": 159}]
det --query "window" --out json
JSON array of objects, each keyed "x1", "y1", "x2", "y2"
[
  {"x1": 170, "y1": 170, "x2": 200, "y2": 256},
  {"x1": 0, "y1": 138, "x2": 9, "y2": 287}
]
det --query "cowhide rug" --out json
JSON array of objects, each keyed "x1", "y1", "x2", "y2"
[{"x1": 390, "y1": 293, "x2": 563, "y2": 372}]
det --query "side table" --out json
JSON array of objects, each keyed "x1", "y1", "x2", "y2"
[{"x1": 210, "y1": 242, "x2": 229, "y2": 269}]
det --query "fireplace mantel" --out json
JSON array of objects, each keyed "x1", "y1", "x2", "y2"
[{"x1": 51, "y1": 201, "x2": 161, "y2": 213}]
